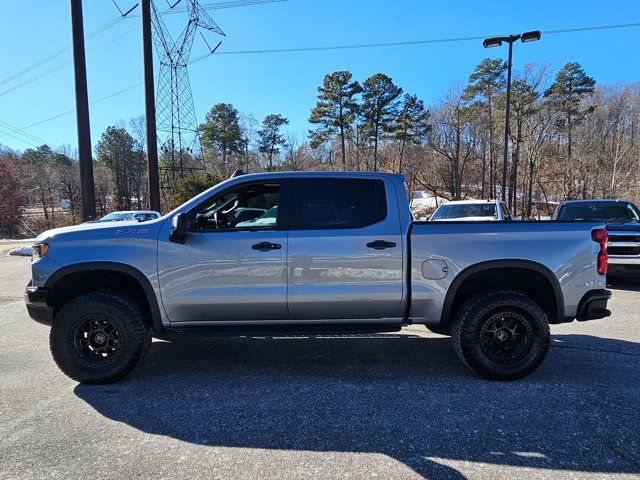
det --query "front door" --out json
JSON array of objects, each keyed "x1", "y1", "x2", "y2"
[
  {"x1": 287, "y1": 177, "x2": 404, "y2": 321},
  {"x1": 158, "y1": 179, "x2": 290, "y2": 323}
]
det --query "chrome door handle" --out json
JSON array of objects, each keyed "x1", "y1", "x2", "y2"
[
  {"x1": 252, "y1": 242, "x2": 282, "y2": 251},
  {"x1": 367, "y1": 240, "x2": 396, "y2": 250}
]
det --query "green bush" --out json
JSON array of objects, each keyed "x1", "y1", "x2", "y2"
[{"x1": 165, "y1": 173, "x2": 221, "y2": 211}]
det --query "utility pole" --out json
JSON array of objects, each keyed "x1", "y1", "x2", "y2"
[
  {"x1": 70, "y1": 0, "x2": 96, "y2": 221},
  {"x1": 141, "y1": 0, "x2": 161, "y2": 212}
]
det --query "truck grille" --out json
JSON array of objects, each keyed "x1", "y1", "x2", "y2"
[
  {"x1": 608, "y1": 234, "x2": 640, "y2": 243},
  {"x1": 608, "y1": 246, "x2": 640, "y2": 256}
]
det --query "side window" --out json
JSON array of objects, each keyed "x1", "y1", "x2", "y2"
[
  {"x1": 292, "y1": 179, "x2": 387, "y2": 229},
  {"x1": 192, "y1": 182, "x2": 284, "y2": 231},
  {"x1": 500, "y1": 203, "x2": 512, "y2": 220}
]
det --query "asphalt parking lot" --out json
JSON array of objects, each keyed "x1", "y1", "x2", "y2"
[{"x1": 1, "y1": 254, "x2": 639, "y2": 479}]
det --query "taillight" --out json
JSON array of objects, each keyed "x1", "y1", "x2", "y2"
[{"x1": 591, "y1": 228, "x2": 608, "y2": 275}]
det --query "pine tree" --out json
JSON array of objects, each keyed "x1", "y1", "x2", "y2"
[
  {"x1": 393, "y1": 93, "x2": 430, "y2": 172},
  {"x1": 309, "y1": 71, "x2": 362, "y2": 170},
  {"x1": 199, "y1": 103, "x2": 244, "y2": 174},
  {"x1": 545, "y1": 62, "x2": 595, "y2": 163},
  {"x1": 361, "y1": 73, "x2": 403, "y2": 171},
  {"x1": 508, "y1": 77, "x2": 540, "y2": 212},
  {"x1": 545, "y1": 62, "x2": 595, "y2": 198},
  {"x1": 464, "y1": 58, "x2": 507, "y2": 198},
  {"x1": 257, "y1": 114, "x2": 289, "y2": 169}
]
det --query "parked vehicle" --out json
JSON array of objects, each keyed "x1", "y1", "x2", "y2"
[
  {"x1": 94, "y1": 210, "x2": 161, "y2": 223},
  {"x1": 555, "y1": 199, "x2": 640, "y2": 279},
  {"x1": 430, "y1": 199, "x2": 513, "y2": 221},
  {"x1": 196, "y1": 206, "x2": 266, "y2": 229},
  {"x1": 25, "y1": 172, "x2": 611, "y2": 384}
]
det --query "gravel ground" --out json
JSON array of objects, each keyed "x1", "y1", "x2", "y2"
[{"x1": 1, "y1": 255, "x2": 639, "y2": 479}]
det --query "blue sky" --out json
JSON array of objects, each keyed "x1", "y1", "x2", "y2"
[{"x1": 1, "y1": 0, "x2": 639, "y2": 153}]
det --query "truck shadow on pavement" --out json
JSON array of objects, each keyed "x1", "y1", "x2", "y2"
[
  {"x1": 75, "y1": 333, "x2": 640, "y2": 479},
  {"x1": 607, "y1": 279, "x2": 640, "y2": 292}
]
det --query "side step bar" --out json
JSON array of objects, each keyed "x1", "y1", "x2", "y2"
[{"x1": 155, "y1": 324, "x2": 404, "y2": 340}]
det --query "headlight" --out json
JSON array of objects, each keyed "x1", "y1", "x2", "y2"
[{"x1": 32, "y1": 243, "x2": 49, "y2": 259}]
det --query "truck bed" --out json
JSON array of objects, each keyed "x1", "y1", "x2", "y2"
[{"x1": 408, "y1": 220, "x2": 606, "y2": 325}]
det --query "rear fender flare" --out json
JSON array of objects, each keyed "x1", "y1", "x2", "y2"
[{"x1": 439, "y1": 260, "x2": 564, "y2": 326}]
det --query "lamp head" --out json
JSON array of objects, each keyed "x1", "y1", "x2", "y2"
[
  {"x1": 483, "y1": 37, "x2": 503, "y2": 48},
  {"x1": 521, "y1": 30, "x2": 541, "y2": 43}
]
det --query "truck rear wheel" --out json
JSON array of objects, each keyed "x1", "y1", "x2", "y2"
[
  {"x1": 49, "y1": 292, "x2": 151, "y2": 384},
  {"x1": 452, "y1": 289, "x2": 550, "y2": 381}
]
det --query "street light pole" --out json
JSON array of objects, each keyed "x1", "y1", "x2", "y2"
[
  {"x1": 502, "y1": 38, "x2": 514, "y2": 202},
  {"x1": 483, "y1": 30, "x2": 540, "y2": 202}
]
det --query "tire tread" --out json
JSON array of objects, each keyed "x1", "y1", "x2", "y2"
[
  {"x1": 49, "y1": 291, "x2": 151, "y2": 384},
  {"x1": 451, "y1": 289, "x2": 550, "y2": 380}
]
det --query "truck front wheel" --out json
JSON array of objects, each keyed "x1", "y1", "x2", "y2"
[
  {"x1": 49, "y1": 292, "x2": 151, "y2": 384},
  {"x1": 452, "y1": 289, "x2": 550, "y2": 381}
]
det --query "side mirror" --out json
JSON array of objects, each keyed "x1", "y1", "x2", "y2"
[{"x1": 169, "y1": 213, "x2": 192, "y2": 244}]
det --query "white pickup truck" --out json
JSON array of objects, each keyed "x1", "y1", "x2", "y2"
[{"x1": 25, "y1": 172, "x2": 611, "y2": 383}]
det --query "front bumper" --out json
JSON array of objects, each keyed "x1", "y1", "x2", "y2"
[
  {"x1": 576, "y1": 289, "x2": 612, "y2": 321},
  {"x1": 24, "y1": 281, "x2": 53, "y2": 326},
  {"x1": 607, "y1": 259, "x2": 640, "y2": 277}
]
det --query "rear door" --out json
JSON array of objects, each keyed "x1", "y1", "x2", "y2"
[{"x1": 287, "y1": 177, "x2": 404, "y2": 320}]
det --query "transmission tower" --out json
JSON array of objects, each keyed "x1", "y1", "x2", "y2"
[{"x1": 150, "y1": 0, "x2": 225, "y2": 186}]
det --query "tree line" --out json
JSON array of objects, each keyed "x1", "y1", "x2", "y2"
[
  {"x1": 1, "y1": 58, "x2": 639, "y2": 235},
  {"x1": 197, "y1": 62, "x2": 639, "y2": 218}
]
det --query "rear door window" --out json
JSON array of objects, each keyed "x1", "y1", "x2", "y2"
[{"x1": 291, "y1": 178, "x2": 387, "y2": 229}]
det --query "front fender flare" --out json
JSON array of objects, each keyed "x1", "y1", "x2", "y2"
[{"x1": 44, "y1": 261, "x2": 164, "y2": 332}]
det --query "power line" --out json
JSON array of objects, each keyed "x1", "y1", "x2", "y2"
[
  {"x1": 543, "y1": 22, "x2": 640, "y2": 34},
  {"x1": 0, "y1": 0, "x2": 284, "y2": 91},
  {"x1": 0, "y1": 120, "x2": 51, "y2": 146},
  {"x1": 0, "y1": 126, "x2": 42, "y2": 149},
  {"x1": 0, "y1": 24, "x2": 141, "y2": 99},
  {"x1": 0, "y1": 82, "x2": 142, "y2": 143},
  {"x1": 6, "y1": 20, "x2": 640, "y2": 144},
  {"x1": 0, "y1": 16, "x2": 125, "y2": 89},
  {"x1": 167, "y1": 0, "x2": 287, "y2": 14},
  {"x1": 190, "y1": 21, "x2": 640, "y2": 61}
]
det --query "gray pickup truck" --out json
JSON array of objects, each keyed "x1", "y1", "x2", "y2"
[{"x1": 25, "y1": 172, "x2": 611, "y2": 384}]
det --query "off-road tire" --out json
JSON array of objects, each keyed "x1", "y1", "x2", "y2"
[
  {"x1": 452, "y1": 289, "x2": 550, "y2": 381},
  {"x1": 50, "y1": 291, "x2": 151, "y2": 384}
]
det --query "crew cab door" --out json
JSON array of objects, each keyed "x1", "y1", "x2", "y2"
[
  {"x1": 157, "y1": 179, "x2": 290, "y2": 323},
  {"x1": 287, "y1": 177, "x2": 404, "y2": 320}
]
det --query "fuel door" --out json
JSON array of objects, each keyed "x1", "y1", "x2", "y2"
[{"x1": 421, "y1": 259, "x2": 449, "y2": 280}]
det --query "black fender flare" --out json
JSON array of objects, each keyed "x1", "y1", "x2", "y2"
[
  {"x1": 45, "y1": 261, "x2": 164, "y2": 332},
  {"x1": 439, "y1": 259, "x2": 564, "y2": 326}
]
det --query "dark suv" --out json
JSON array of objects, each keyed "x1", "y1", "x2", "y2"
[{"x1": 555, "y1": 199, "x2": 640, "y2": 279}]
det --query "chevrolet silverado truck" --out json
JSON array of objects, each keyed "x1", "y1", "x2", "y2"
[
  {"x1": 555, "y1": 199, "x2": 640, "y2": 280},
  {"x1": 25, "y1": 172, "x2": 612, "y2": 384}
]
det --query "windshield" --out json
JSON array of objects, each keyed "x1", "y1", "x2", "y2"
[
  {"x1": 99, "y1": 212, "x2": 133, "y2": 221},
  {"x1": 557, "y1": 202, "x2": 640, "y2": 223},
  {"x1": 432, "y1": 203, "x2": 497, "y2": 220}
]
